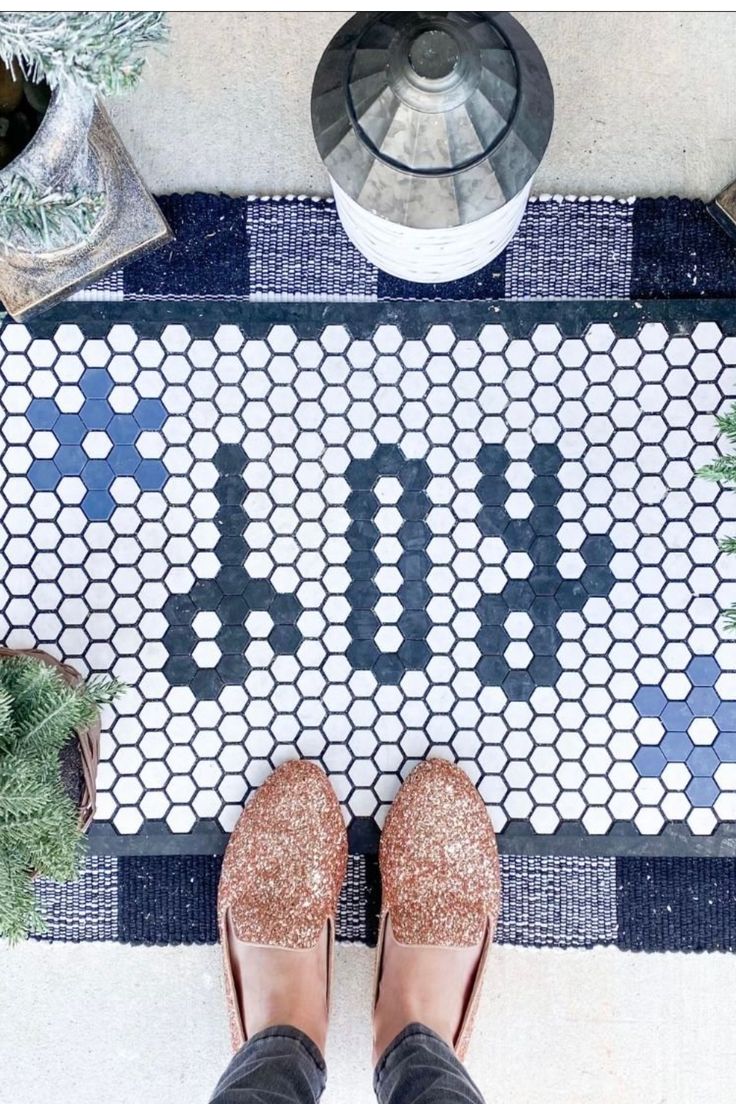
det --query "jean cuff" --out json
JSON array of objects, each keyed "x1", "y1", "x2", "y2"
[
  {"x1": 243, "y1": 1025, "x2": 327, "y2": 1074},
  {"x1": 374, "y1": 1022, "x2": 449, "y2": 1092}
]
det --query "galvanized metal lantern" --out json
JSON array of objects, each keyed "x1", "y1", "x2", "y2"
[{"x1": 311, "y1": 11, "x2": 554, "y2": 283}]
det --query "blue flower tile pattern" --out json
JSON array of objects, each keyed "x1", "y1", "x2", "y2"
[
  {"x1": 633, "y1": 657, "x2": 736, "y2": 808},
  {"x1": 1, "y1": 309, "x2": 736, "y2": 844},
  {"x1": 26, "y1": 354, "x2": 168, "y2": 520}
]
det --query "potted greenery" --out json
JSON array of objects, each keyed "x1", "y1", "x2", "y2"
[
  {"x1": 0, "y1": 12, "x2": 170, "y2": 319},
  {"x1": 0, "y1": 647, "x2": 123, "y2": 941}
]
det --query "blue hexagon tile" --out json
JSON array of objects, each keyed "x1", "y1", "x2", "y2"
[
  {"x1": 633, "y1": 656, "x2": 736, "y2": 813},
  {"x1": 2, "y1": 304, "x2": 736, "y2": 850}
]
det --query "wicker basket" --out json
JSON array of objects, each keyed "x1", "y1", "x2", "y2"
[{"x1": 0, "y1": 645, "x2": 100, "y2": 832}]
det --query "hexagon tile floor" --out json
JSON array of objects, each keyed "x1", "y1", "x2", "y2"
[{"x1": 3, "y1": 298, "x2": 736, "y2": 858}]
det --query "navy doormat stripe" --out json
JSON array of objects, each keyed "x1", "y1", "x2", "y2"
[
  {"x1": 616, "y1": 857, "x2": 736, "y2": 953},
  {"x1": 33, "y1": 853, "x2": 736, "y2": 952},
  {"x1": 77, "y1": 194, "x2": 736, "y2": 305}
]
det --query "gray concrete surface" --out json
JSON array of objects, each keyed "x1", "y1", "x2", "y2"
[
  {"x1": 109, "y1": 12, "x2": 736, "y2": 201},
  {"x1": 1, "y1": 941, "x2": 733, "y2": 1104}
]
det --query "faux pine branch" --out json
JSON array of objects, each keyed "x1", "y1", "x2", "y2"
[
  {"x1": 715, "y1": 411, "x2": 736, "y2": 445},
  {"x1": 0, "y1": 654, "x2": 124, "y2": 941},
  {"x1": 0, "y1": 12, "x2": 168, "y2": 96},
  {"x1": 700, "y1": 454, "x2": 736, "y2": 484},
  {"x1": 700, "y1": 405, "x2": 736, "y2": 631},
  {"x1": 0, "y1": 175, "x2": 104, "y2": 253}
]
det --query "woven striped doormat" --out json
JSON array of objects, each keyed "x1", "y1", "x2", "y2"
[
  {"x1": 12, "y1": 193, "x2": 736, "y2": 952},
  {"x1": 34, "y1": 853, "x2": 736, "y2": 952}
]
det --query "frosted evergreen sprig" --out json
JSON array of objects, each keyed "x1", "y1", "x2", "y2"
[
  {"x1": 0, "y1": 654, "x2": 125, "y2": 941},
  {"x1": 715, "y1": 410, "x2": 736, "y2": 446},
  {"x1": 699, "y1": 405, "x2": 736, "y2": 631},
  {"x1": 699, "y1": 455, "x2": 736, "y2": 485},
  {"x1": 0, "y1": 12, "x2": 168, "y2": 97},
  {"x1": 0, "y1": 174, "x2": 104, "y2": 252}
]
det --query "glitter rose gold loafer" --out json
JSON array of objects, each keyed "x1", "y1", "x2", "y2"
[
  {"x1": 375, "y1": 759, "x2": 502, "y2": 1060},
  {"x1": 218, "y1": 759, "x2": 347, "y2": 1050}
]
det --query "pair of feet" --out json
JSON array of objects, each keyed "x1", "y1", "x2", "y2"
[{"x1": 218, "y1": 758, "x2": 502, "y2": 1064}]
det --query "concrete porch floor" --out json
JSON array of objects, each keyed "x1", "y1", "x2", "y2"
[
  {"x1": 110, "y1": 12, "x2": 736, "y2": 201},
  {"x1": 2, "y1": 941, "x2": 734, "y2": 1104}
]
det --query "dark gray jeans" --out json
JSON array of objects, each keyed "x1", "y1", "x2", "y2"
[{"x1": 210, "y1": 1023, "x2": 486, "y2": 1104}]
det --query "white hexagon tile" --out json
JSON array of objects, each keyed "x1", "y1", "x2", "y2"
[{"x1": 1, "y1": 302, "x2": 736, "y2": 853}]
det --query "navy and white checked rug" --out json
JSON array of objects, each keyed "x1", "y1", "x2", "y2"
[{"x1": 8, "y1": 194, "x2": 736, "y2": 951}]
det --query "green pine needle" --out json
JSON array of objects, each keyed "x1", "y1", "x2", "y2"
[
  {"x1": 0, "y1": 853, "x2": 40, "y2": 942},
  {"x1": 699, "y1": 456, "x2": 736, "y2": 487},
  {"x1": 0, "y1": 759, "x2": 51, "y2": 820},
  {"x1": 0, "y1": 654, "x2": 60, "y2": 709},
  {"x1": 0, "y1": 12, "x2": 168, "y2": 96},
  {"x1": 716, "y1": 410, "x2": 736, "y2": 446},
  {"x1": 0, "y1": 690, "x2": 14, "y2": 756},
  {"x1": 0, "y1": 654, "x2": 125, "y2": 941},
  {"x1": 0, "y1": 175, "x2": 104, "y2": 253},
  {"x1": 704, "y1": 403, "x2": 736, "y2": 632},
  {"x1": 86, "y1": 675, "x2": 128, "y2": 708}
]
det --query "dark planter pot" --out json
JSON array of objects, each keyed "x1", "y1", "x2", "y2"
[{"x1": 0, "y1": 645, "x2": 100, "y2": 832}]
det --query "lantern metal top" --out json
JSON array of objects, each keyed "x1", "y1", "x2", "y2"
[{"x1": 311, "y1": 11, "x2": 554, "y2": 229}]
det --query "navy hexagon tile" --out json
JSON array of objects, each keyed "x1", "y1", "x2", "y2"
[{"x1": 2, "y1": 301, "x2": 736, "y2": 853}]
